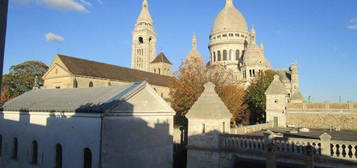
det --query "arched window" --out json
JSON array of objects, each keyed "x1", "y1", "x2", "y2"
[
  {"x1": 249, "y1": 70, "x2": 252, "y2": 77},
  {"x1": 12, "y1": 138, "x2": 18, "y2": 160},
  {"x1": 158, "y1": 69, "x2": 161, "y2": 75},
  {"x1": 213, "y1": 52, "x2": 216, "y2": 62},
  {"x1": 73, "y1": 79, "x2": 78, "y2": 88},
  {"x1": 83, "y1": 148, "x2": 92, "y2": 168},
  {"x1": 138, "y1": 37, "x2": 144, "y2": 44},
  {"x1": 229, "y1": 50, "x2": 233, "y2": 60},
  {"x1": 223, "y1": 50, "x2": 227, "y2": 61},
  {"x1": 89, "y1": 81, "x2": 93, "y2": 88},
  {"x1": 223, "y1": 122, "x2": 226, "y2": 133},
  {"x1": 56, "y1": 144, "x2": 62, "y2": 168},
  {"x1": 32, "y1": 141, "x2": 38, "y2": 164},
  {"x1": 108, "y1": 82, "x2": 111, "y2": 86},
  {"x1": 217, "y1": 51, "x2": 221, "y2": 61},
  {"x1": 154, "y1": 69, "x2": 156, "y2": 73},
  {"x1": 0, "y1": 135, "x2": 2, "y2": 156},
  {"x1": 202, "y1": 124, "x2": 206, "y2": 133},
  {"x1": 161, "y1": 93, "x2": 163, "y2": 98},
  {"x1": 236, "y1": 50, "x2": 240, "y2": 60}
]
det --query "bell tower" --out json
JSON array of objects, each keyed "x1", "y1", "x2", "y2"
[{"x1": 131, "y1": 0, "x2": 157, "y2": 72}]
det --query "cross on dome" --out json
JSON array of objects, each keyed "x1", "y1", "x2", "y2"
[
  {"x1": 192, "y1": 33, "x2": 197, "y2": 49},
  {"x1": 226, "y1": 0, "x2": 234, "y2": 6}
]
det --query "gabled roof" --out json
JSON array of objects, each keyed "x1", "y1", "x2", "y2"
[
  {"x1": 186, "y1": 82, "x2": 232, "y2": 119},
  {"x1": 291, "y1": 88, "x2": 305, "y2": 101},
  {"x1": 56, "y1": 54, "x2": 173, "y2": 87},
  {"x1": 151, "y1": 52, "x2": 172, "y2": 65},
  {"x1": 265, "y1": 75, "x2": 289, "y2": 95},
  {"x1": 2, "y1": 82, "x2": 147, "y2": 113}
]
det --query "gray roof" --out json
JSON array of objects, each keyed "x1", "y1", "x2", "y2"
[
  {"x1": 1, "y1": 81, "x2": 146, "y2": 113},
  {"x1": 265, "y1": 75, "x2": 289, "y2": 95},
  {"x1": 291, "y1": 88, "x2": 305, "y2": 101},
  {"x1": 186, "y1": 82, "x2": 232, "y2": 119}
]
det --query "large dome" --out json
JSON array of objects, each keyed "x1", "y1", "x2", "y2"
[{"x1": 212, "y1": 0, "x2": 248, "y2": 34}]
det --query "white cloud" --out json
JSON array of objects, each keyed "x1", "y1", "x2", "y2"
[
  {"x1": 15, "y1": 0, "x2": 103, "y2": 12},
  {"x1": 40, "y1": 0, "x2": 88, "y2": 12},
  {"x1": 45, "y1": 32, "x2": 64, "y2": 42},
  {"x1": 347, "y1": 25, "x2": 357, "y2": 30},
  {"x1": 79, "y1": 0, "x2": 92, "y2": 6},
  {"x1": 347, "y1": 18, "x2": 357, "y2": 30},
  {"x1": 351, "y1": 18, "x2": 357, "y2": 23}
]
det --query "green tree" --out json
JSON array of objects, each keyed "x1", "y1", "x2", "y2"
[
  {"x1": 245, "y1": 70, "x2": 277, "y2": 124},
  {"x1": 1, "y1": 61, "x2": 48, "y2": 99}
]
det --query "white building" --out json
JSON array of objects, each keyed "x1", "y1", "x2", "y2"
[{"x1": 0, "y1": 81, "x2": 175, "y2": 168}]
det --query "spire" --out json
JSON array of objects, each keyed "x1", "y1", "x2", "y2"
[
  {"x1": 251, "y1": 25, "x2": 256, "y2": 34},
  {"x1": 250, "y1": 25, "x2": 256, "y2": 45},
  {"x1": 260, "y1": 42, "x2": 264, "y2": 50},
  {"x1": 226, "y1": 0, "x2": 234, "y2": 7},
  {"x1": 33, "y1": 76, "x2": 41, "y2": 90},
  {"x1": 137, "y1": 0, "x2": 153, "y2": 24},
  {"x1": 192, "y1": 33, "x2": 197, "y2": 49}
]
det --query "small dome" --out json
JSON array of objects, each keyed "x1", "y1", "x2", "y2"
[
  {"x1": 243, "y1": 43, "x2": 270, "y2": 68},
  {"x1": 211, "y1": 0, "x2": 248, "y2": 34}
]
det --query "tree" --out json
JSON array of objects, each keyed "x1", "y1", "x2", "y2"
[
  {"x1": 170, "y1": 56, "x2": 247, "y2": 126},
  {"x1": 169, "y1": 56, "x2": 206, "y2": 126},
  {"x1": 216, "y1": 84, "x2": 249, "y2": 125},
  {"x1": 244, "y1": 70, "x2": 277, "y2": 124},
  {"x1": 1, "y1": 61, "x2": 48, "y2": 100}
]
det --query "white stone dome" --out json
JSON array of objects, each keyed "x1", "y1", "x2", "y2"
[{"x1": 212, "y1": 0, "x2": 248, "y2": 34}]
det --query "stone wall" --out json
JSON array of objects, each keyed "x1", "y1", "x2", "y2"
[
  {"x1": 231, "y1": 122, "x2": 274, "y2": 134},
  {"x1": 286, "y1": 103, "x2": 357, "y2": 130}
]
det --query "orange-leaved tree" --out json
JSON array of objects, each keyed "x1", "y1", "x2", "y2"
[{"x1": 170, "y1": 56, "x2": 248, "y2": 126}]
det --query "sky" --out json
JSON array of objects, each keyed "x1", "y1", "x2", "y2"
[{"x1": 4, "y1": 0, "x2": 357, "y2": 102}]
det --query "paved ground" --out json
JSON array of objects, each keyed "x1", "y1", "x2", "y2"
[{"x1": 247, "y1": 128, "x2": 357, "y2": 141}]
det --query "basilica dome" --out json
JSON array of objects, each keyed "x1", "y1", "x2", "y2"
[{"x1": 212, "y1": 0, "x2": 248, "y2": 34}]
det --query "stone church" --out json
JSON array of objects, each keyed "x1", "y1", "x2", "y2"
[{"x1": 42, "y1": 0, "x2": 302, "y2": 102}]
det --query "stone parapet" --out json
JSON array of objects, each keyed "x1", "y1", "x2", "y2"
[
  {"x1": 288, "y1": 103, "x2": 357, "y2": 110},
  {"x1": 231, "y1": 123, "x2": 274, "y2": 134}
]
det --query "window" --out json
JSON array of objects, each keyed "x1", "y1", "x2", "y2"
[
  {"x1": 73, "y1": 79, "x2": 78, "y2": 88},
  {"x1": 222, "y1": 34, "x2": 227, "y2": 37},
  {"x1": 229, "y1": 50, "x2": 232, "y2": 60},
  {"x1": 235, "y1": 50, "x2": 240, "y2": 60},
  {"x1": 274, "y1": 99, "x2": 279, "y2": 104},
  {"x1": 158, "y1": 69, "x2": 161, "y2": 75},
  {"x1": 89, "y1": 81, "x2": 93, "y2": 88},
  {"x1": 253, "y1": 69, "x2": 256, "y2": 77},
  {"x1": 56, "y1": 144, "x2": 62, "y2": 168},
  {"x1": 223, "y1": 50, "x2": 227, "y2": 61},
  {"x1": 56, "y1": 86, "x2": 60, "y2": 89},
  {"x1": 32, "y1": 141, "x2": 38, "y2": 164},
  {"x1": 161, "y1": 93, "x2": 163, "y2": 98},
  {"x1": 83, "y1": 148, "x2": 92, "y2": 168},
  {"x1": 108, "y1": 82, "x2": 111, "y2": 86},
  {"x1": 213, "y1": 52, "x2": 216, "y2": 62},
  {"x1": 243, "y1": 71, "x2": 246, "y2": 79},
  {"x1": 0, "y1": 135, "x2": 2, "y2": 156},
  {"x1": 12, "y1": 138, "x2": 18, "y2": 160},
  {"x1": 223, "y1": 122, "x2": 226, "y2": 133},
  {"x1": 202, "y1": 124, "x2": 206, "y2": 133},
  {"x1": 229, "y1": 33, "x2": 233, "y2": 37},
  {"x1": 249, "y1": 70, "x2": 252, "y2": 77},
  {"x1": 217, "y1": 51, "x2": 221, "y2": 61},
  {"x1": 138, "y1": 37, "x2": 144, "y2": 44}
]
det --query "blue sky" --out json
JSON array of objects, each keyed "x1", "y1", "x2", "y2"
[{"x1": 4, "y1": 0, "x2": 357, "y2": 102}]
